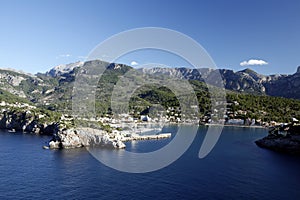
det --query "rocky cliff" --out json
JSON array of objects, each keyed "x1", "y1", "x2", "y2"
[
  {"x1": 0, "y1": 110, "x2": 59, "y2": 135},
  {"x1": 49, "y1": 127, "x2": 126, "y2": 149}
]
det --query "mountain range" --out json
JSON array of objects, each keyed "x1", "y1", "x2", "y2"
[
  {"x1": 141, "y1": 66, "x2": 300, "y2": 99},
  {"x1": 0, "y1": 60, "x2": 299, "y2": 110}
]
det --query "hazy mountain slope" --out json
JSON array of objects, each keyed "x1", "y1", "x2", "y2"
[
  {"x1": 263, "y1": 67, "x2": 300, "y2": 99},
  {"x1": 141, "y1": 66, "x2": 300, "y2": 98}
]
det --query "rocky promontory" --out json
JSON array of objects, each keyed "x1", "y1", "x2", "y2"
[
  {"x1": 48, "y1": 128, "x2": 126, "y2": 149},
  {"x1": 0, "y1": 102, "x2": 171, "y2": 150},
  {"x1": 47, "y1": 127, "x2": 171, "y2": 150},
  {"x1": 0, "y1": 103, "x2": 127, "y2": 149},
  {"x1": 255, "y1": 124, "x2": 300, "y2": 155},
  {"x1": 0, "y1": 108, "x2": 59, "y2": 135}
]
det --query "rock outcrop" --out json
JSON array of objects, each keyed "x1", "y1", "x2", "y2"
[
  {"x1": 0, "y1": 110, "x2": 59, "y2": 135},
  {"x1": 45, "y1": 61, "x2": 83, "y2": 77},
  {"x1": 48, "y1": 128, "x2": 126, "y2": 149},
  {"x1": 46, "y1": 127, "x2": 171, "y2": 150},
  {"x1": 255, "y1": 125, "x2": 300, "y2": 154},
  {"x1": 255, "y1": 134, "x2": 300, "y2": 154}
]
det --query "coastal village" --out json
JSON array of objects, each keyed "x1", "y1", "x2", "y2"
[
  {"x1": 0, "y1": 98, "x2": 299, "y2": 152},
  {"x1": 0, "y1": 60, "x2": 299, "y2": 154}
]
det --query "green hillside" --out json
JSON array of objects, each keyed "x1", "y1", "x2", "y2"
[{"x1": 1, "y1": 62, "x2": 300, "y2": 124}]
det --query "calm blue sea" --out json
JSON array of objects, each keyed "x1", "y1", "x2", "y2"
[{"x1": 0, "y1": 126, "x2": 300, "y2": 200}]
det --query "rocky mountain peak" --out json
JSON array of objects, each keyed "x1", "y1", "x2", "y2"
[
  {"x1": 297, "y1": 66, "x2": 300, "y2": 74},
  {"x1": 46, "y1": 61, "x2": 84, "y2": 77},
  {"x1": 240, "y1": 68, "x2": 256, "y2": 74}
]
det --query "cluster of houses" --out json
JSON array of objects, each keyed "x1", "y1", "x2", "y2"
[{"x1": 3, "y1": 98, "x2": 295, "y2": 129}]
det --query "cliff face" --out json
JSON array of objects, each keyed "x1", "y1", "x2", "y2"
[{"x1": 0, "y1": 110, "x2": 59, "y2": 135}]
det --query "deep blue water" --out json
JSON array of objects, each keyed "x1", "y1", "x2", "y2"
[{"x1": 0, "y1": 126, "x2": 300, "y2": 200}]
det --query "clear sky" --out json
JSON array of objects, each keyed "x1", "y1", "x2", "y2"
[{"x1": 1, "y1": 0, "x2": 300, "y2": 75}]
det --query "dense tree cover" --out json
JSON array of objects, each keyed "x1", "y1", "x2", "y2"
[
  {"x1": 124, "y1": 80, "x2": 300, "y2": 123},
  {"x1": 226, "y1": 92, "x2": 300, "y2": 122}
]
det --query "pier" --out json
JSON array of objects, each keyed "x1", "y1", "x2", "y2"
[{"x1": 121, "y1": 133, "x2": 172, "y2": 141}]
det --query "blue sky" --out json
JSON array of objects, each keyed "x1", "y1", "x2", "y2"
[{"x1": 0, "y1": 0, "x2": 300, "y2": 75}]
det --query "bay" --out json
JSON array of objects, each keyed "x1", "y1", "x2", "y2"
[{"x1": 0, "y1": 126, "x2": 299, "y2": 199}]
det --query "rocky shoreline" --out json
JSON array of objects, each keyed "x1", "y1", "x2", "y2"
[
  {"x1": 5, "y1": 108, "x2": 300, "y2": 154},
  {"x1": 48, "y1": 127, "x2": 171, "y2": 150},
  {"x1": 0, "y1": 109, "x2": 172, "y2": 150},
  {"x1": 255, "y1": 134, "x2": 300, "y2": 154},
  {"x1": 0, "y1": 110, "x2": 59, "y2": 135},
  {"x1": 255, "y1": 124, "x2": 300, "y2": 155},
  {"x1": 48, "y1": 128, "x2": 127, "y2": 149}
]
